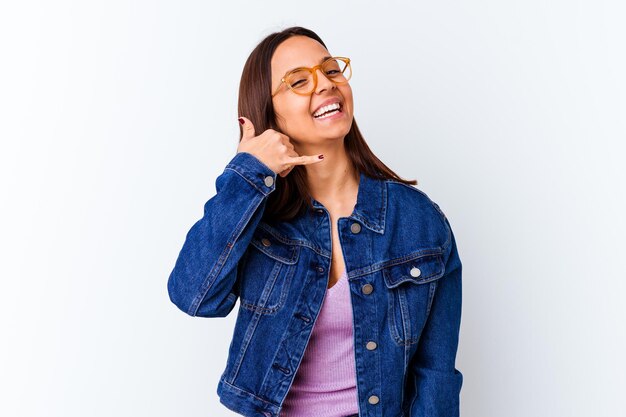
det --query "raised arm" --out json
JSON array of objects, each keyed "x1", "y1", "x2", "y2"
[{"x1": 167, "y1": 151, "x2": 277, "y2": 317}]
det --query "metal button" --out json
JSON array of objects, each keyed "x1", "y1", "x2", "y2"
[
  {"x1": 261, "y1": 238, "x2": 271, "y2": 247},
  {"x1": 368, "y1": 395, "x2": 379, "y2": 404},
  {"x1": 316, "y1": 209, "x2": 324, "y2": 214},
  {"x1": 366, "y1": 341, "x2": 377, "y2": 350},
  {"x1": 410, "y1": 267, "x2": 421, "y2": 278},
  {"x1": 264, "y1": 176, "x2": 274, "y2": 187},
  {"x1": 317, "y1": 266, "x2": 324, "y2": 273},
  {"x1": 350, "y1": 222, "x2": 361, "y2": 234},
  {"x1": 361, "y1": 284, "x2": 373, "y2": 295}
]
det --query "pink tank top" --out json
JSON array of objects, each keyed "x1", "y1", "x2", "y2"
[{"x1": 279, "y1": 270, "x2": 360, "y2": 417}]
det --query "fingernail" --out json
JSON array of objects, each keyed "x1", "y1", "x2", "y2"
[
  {"x1": 318, "y1": 154, "x2": 324, "y2": 159},
  {"x1": 238, "y1": 117, "x2": 244, "y2": 125}
]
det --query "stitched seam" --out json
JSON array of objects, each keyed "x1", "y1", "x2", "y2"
[
  {"x1": 256, "y1": 223, "x2": 306, "y2": 246},
  {"x1": 347, "y1": 250, "x2": 442, "y2": 280},
  {"x1": 239, "y1": 302, "x2": 280, "y2": 314},
  {"x1": 391, "y1": 182, "x2": 451, "y2": 249},
  {"x1": 224, "y1": 166, "x2": 270, "y2": 196},
  {"x1": 383, "y1": 256, "x2": 446, "y2": 288},
  {"x1": 409, "y1": 373, "x2": 418, "y2": 415},
  {"x1": 388, "y1": 288, "x2": 402, "y2": 344},
  {"x1": 240, "y1": 262, "x2": 281, "y2": 314},
  {"x1": 402, "y1": 340, "x2": 410, "y2": 410},
  {"x1": 189, "y1": 192, "x2": 263, "y2": 316},
  {"x1": 399, "y1": 287, "x2": 411, "y2": 343},
  {"x1": 219, "y1": 378, "x2": 278, "y2": 407},
  {"x1": 250, "y1": 239, "x2": 300, "y2": 264},
  {"x1": 239, "y1": 260, "x2": 297, "y2": 315},
  {"x1": 229, "y1": 309, "x2": 262, "y2": 382},
  {"x1": 256, "y1": 222, "x2": 331, "y2": 259}
]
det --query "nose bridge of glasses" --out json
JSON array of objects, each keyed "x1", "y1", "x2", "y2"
[{"x1": 312, "y1": 65, "x2": 334, "y2": 89}]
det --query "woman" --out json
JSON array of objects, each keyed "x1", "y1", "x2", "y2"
[{"x1": 167, "y1": 26, "x2": 463, "y2": 417}]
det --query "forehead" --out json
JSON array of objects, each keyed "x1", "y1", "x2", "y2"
[{"x1": 271, "y1": 36, "x2": 330, "y2": 76}]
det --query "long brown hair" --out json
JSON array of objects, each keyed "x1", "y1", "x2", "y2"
[{"x1": 237, "y1": 26, "x2": 417, "y2": 222}]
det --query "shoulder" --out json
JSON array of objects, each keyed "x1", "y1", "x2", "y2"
[{"x1": 383, "y1": 178, "x2": 453, "y2": 249}]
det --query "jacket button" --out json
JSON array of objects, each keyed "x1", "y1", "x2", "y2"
[
  {"x1": 317, "y1": 266, "x2": 325, "y2": 273},
  {"x1": 368, "y1": 395, "x2": 380, "y2": 404},
  {"x1": 361, "y1": 284, "x2": 373, "y2": 295},
  {"x1": 410, "y1": 267, "x2": 421, "y2": 277},
  {"x1": 350, "y1": 222, "x2": 361, "y2": 234},
  {"x1": 264, "y1": 176, "x2": 274, "y2": 187},
  {"x1": 261, "y1": 238, "x2": 271, "y2": 247},
  {"x1": 366, "y1": 341, "x2": 377, "y2": 350},
  {"x1": 316, "y1": 209, "x2": 324, "y2": 214}
]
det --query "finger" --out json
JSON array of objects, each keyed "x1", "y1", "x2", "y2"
[
  {"x1": 279, "y1": 149, "x2": 299, "y2": 177},
  {"x1": 279, "y1": 167, "x2": 293, "y2": 177},
  {"x1": 278, "y1": 132, "x2": 292, "y2": 144},
  {"x1": 238, "y1": 116, "x2": 256, "y2": 141},
  {"x1": 285, "y1": 140, "x2": 295, "y2": 151},
  {"x1": 287, "y1": 154, "x2": 325, "y2": 166}
]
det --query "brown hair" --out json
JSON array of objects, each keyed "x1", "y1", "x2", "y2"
[{"x1": 237, "y1": 26, "x2": 417, "y2": 222}]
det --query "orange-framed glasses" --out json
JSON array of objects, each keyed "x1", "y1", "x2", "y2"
[{"x1": 271, "y1": 56, "x2": 352, "y2": 97}]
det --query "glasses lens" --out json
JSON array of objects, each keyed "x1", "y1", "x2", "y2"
[
  {"x1": 323, "y1": 58, "x2": 351, "y2": 83},
  {"x1": 286, "y1": 69, "x2": 315, "y2": 94},
  {"x1": 284, "y1": 58, "x2": 352, "y2": 95}
]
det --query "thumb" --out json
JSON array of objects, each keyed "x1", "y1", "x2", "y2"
[{"x1": 238, "y1": 116, "x2": 256, "y2": 141}]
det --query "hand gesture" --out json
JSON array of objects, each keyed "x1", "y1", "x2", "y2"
[{"x1": 236, "y1": 117, "x2": 324, "y2": 177}]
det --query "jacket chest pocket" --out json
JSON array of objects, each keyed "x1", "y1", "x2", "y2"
[
  {"x1": 237, "y1": 230, "x2": 300, "y2": 315},
  {"x1": 382, "y1": 251, "x2": 445, "y2": 346}
]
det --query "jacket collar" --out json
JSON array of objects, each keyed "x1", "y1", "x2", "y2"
[{"x1": 310, "y1": 171, "x2": 387, "y2": 234}]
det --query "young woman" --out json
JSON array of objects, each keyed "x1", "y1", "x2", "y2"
[{"x1": 168, "y1": 26, "x2": 463, "y2": 417}]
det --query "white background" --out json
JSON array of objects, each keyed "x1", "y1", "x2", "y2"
[{"x1": 1, "y1": 1, "x2": 625, "y2": 416}]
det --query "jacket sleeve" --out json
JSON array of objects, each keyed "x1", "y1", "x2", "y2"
[
  {"x1": 167, "y1": 151, "x2": 277, "y2": 318},
  {"x1": 409, "y1": 214, "x2": 464, "y2": 416}
]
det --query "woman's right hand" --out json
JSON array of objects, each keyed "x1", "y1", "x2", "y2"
[{"x1": 236, "y1": 116, "x2": 324, "y2": 178}]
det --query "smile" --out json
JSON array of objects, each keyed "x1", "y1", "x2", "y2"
[{"x1": 313, "y1": 102, "x2": 342, "y2": 119}]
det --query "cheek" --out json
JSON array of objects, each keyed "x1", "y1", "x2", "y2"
[
  {"x1": 279, "y1": 99, "x2": 313, "y2": 125},
  {"x1": 275, "y1": 99, "x2": 313, "y2": 135},
  {"x1": 341, "y1": 86, "x2": 354, "y2": 112}
]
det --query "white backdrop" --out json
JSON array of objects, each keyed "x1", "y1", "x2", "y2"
[{"x1": 1, "y1": 1, "x2": 625, "y2": 416}]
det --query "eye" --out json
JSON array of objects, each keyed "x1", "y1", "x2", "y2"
[{"x1": 292, "y1": 78, "x2": 309, "y2": 87}]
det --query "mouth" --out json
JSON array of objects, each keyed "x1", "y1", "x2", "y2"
[{"x1": 312, "y1": 101, "x2": 343, "y2": 120}]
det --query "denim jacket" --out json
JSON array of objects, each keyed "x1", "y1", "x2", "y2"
[{"x1": 167, "y1": 151, "x2": 463, "y2": 417}]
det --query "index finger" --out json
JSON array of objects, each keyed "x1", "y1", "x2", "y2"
[{"x1": 287, "y1": 154, "x2": 325, "y2": 166}]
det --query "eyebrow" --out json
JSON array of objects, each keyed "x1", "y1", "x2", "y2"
[{"x1": 286, "y1": 56, "x2": 332, "y2": 73}]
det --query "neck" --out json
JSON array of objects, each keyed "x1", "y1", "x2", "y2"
[{"x1": 303, "y1": 143, "x2": 359, "y2": 214}]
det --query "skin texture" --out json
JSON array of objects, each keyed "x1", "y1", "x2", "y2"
[{"x1": 270, "y1": 36, "x2": 359, "y2": 289}]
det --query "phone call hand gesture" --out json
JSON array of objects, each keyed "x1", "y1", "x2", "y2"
[{"x1": 236, "y1": 117, "x2": 324, "y2": 178}]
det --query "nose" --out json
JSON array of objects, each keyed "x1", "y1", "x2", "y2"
[{"x1": 314, "y1": 68, "x2": 336, "y2": 94}]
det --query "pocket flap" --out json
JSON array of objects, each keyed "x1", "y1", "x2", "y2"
[
  {"x1": 383, "y1": 252, "x2": 445, "y2": 288},
  {"x1": 250, "y1": 229, "x2": 300, "y2": 265}
]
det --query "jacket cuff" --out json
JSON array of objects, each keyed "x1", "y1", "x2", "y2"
[{"x1": 225, "y1": 152, "x2": 277, "y2": 196}]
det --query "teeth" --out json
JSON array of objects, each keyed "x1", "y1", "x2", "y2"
[
  {"x1": 313, "y1": 102, "x2": 341, "y2": 117},
  {"x1": 315, "y1": 109, "x2": 340, "y2": 119}
]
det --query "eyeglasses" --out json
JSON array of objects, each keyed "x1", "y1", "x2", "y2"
[{"x1": 271, "y1": 56, "x2": 352, "y2": 97}]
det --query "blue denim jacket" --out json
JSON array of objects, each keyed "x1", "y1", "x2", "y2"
[{"x1": 167, "y1": 151, "x2": 463, "y2": 417}]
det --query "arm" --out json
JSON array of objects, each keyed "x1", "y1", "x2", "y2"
[
  {"x1": 167, "y1": 151, "x2": 276, "y2": 317},
  {"x1": 409, "y1": 215, "x2": 464, "y2": 416}
]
